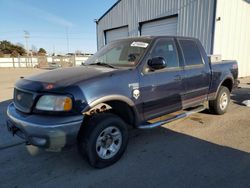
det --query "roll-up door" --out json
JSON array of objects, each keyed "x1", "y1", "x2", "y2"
[
  {"x1": 141, "y1": 16, "x2": 178, "y2": 36},
  {"x1": 105, "y1": 26, "x2": 129, "y2": 44}
]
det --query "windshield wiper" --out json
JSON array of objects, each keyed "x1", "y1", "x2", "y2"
[{"x1": 89, "y1": 62, "x2": 116, "y2": 69}]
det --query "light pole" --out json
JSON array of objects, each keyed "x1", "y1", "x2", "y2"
[
  {"x1": 24, "y1": 30, "x2": 30, "y2": 55},
  {"x1": 24, "y1": 31, "x2": 30, "y2": 67}
]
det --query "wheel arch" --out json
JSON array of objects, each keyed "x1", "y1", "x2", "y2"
[
  {"x1": 215, "y1": 77, "x2": 233, "y2": 98},
  {"x1": 82, "y1": 95, "x2": 140, "y2": 127},
  {"x1": 221, "y1": 78, "x2": 233, "y2": 92}
]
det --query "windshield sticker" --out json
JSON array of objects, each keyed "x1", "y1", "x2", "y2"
[
  {"x1": 131, "y1": 42, "x2": 149, "y2": 48},
  {"x1": 168, "y1": 44, "x2": 174, "y2": 51},
  {"x1": 93, "y1": 67, "x2": 113, "y2": 72}
]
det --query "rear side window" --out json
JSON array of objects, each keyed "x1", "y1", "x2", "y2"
[{"x1": 179, "y1": 40, "x2": 203, "y2": 66}]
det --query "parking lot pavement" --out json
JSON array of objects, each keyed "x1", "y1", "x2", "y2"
[
  {"x1": 0, "y1": 68, "x2": 46, "y2": 149},
  {"x1": 0, "y1": 68, "x2": 250, "y2": 188},
  {"x1": 0, "y1": 68, "x2": 46, "y2": 101},
  {"x1": 0, "y1": 99, "x2": 24, "y2": 149}
]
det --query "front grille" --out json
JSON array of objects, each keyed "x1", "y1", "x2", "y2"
[{"x1": 14, "y1": 88, "x2": 34, "y2": 113}]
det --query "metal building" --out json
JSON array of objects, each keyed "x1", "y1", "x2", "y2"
[{"x1": 96, "y1": 0, "x2": 250, "y2": 77}]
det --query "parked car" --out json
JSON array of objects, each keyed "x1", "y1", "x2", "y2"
[
  {"x1": 48, "y1": 62, "x2": 62, "y2": 69},
  {"x1": 6, "y1": 36, "x2": 238, "y2": 168}
]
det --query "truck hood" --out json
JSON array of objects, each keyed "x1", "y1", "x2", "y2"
[{"x1": 22, "y1": 66, "x2": 117, "y2": 88}]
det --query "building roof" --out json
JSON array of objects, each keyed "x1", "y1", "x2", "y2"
[{"x1": 96, "y1": 0, "x2": 122, "y2": 23}]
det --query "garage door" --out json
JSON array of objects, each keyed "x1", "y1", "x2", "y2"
[
  {"x1": 105, "y1": 26, "x2": 129, "y2": 44},
  {"x1": 141, "y1": 16, "x2": 178, "y2": 36}
]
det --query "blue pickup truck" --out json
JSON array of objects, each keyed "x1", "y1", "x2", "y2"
[{"x1": 6, "y1": 36, "x2": 238, "y2": 168}]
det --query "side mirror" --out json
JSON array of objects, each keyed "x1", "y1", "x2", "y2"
[{"x1": 147, "y1": 57, "x2": 166, "y2": 70}]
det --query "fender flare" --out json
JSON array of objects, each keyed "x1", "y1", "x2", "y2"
[
  {"x1": 214, "y1": 76, "x2": 233, "y2": 99},
  {"x1": 84, "y1": 95, "x2": 135, "y2": 110},
  {"x1": 82, "y1": 95, "x2": 140, "y2": 125}
]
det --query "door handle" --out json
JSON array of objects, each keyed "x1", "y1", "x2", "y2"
[{"x1": 174, "y1": 75, "x2": 181, "y2": 81}]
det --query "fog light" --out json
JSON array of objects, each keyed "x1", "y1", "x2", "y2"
[{"x1": 31, "y1": 137, "x2": 47, "y2": 146}]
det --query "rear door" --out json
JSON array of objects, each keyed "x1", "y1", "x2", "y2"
[
  {"x1": 178, "y1": 39, "x2": 210, "y2": 107},
  {"x1": 140, "y1": 38, "x2": 185, "y2": 120}
]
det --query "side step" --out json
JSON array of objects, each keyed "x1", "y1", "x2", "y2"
[{"x1": 138, "y1": 105, "x2": 205, "y2": 129}]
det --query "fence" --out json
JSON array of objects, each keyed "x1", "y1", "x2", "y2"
[{"x1": 0, "y1": 55, "x2": 91, "y2": 68}]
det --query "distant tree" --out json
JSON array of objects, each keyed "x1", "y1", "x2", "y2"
[
  {"x1": 16, "y1": 42, "x2": 25, "y2": 48},
  {"x1": 14, "y1": 45, "x2": 26, "y2": 56},
  {"x1": 11, "y1": 50, "x2": 19, "y2": 57},
  {"x1": 0, "y1": 40, "x2": 26, "y2": 56},
  {"x1": 38, "y1": 48, "x2": 46, "y2": 56},
  {"x1": 0, "y1": 40, "x2": 12, "y2": 54},
  {"x1": 0, "y1": 50, "x2": 4, "y2": 57}
]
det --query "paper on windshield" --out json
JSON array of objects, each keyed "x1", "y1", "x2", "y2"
[{"x1": 131, "y1": 42, "x2": 149, "y2": 48}]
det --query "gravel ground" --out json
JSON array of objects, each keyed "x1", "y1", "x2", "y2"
[{"x1": 0, "y1": 68, "x2": 250, "y2": 188}]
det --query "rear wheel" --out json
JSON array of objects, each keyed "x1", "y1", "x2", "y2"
[
  {"x1": 209, "y1": 86, "x2": 230, "y2": 115},
  {"x1": 78, "y1": 113, "x2": 128, "y2": 168}
]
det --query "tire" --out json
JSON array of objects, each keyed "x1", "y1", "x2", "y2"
[
  {"x1": 209, "y1": 86, "x2": 230, "y2": 115},
  {"x1": 78, "y1": 113, "x2": 128, "y2": 168}
]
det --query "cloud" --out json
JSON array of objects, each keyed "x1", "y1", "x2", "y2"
[{"x1": 23, "y1": 4, "x2": 74, "y2": 27}]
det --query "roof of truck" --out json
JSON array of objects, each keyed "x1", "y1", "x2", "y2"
[{"x1": 113, "y1": 36, "x2": 198, "y2": 41}]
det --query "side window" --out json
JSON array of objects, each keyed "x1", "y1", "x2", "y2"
[
  {"x1": 151, "y1": 39, "x2": 179, "y2": 68},
  {"x1": 179, "y1": 40, "x2": 203, "y2": 66}
]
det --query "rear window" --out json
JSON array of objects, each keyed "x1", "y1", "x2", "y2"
[{"x1": 179, "y1": 40, "x2": 203, "y2": 66}]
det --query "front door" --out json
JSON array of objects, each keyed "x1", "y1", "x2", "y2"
[{"x1": 139, "y1": 38, "x2": 185, "y2": 121}]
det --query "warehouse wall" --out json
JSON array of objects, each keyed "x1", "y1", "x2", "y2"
[
  {"x1": 213, "y1": 0, "x2": 250, "y2": 77},
  {"x1": 97, "y1": 0, "x2": 216, "y2": 54}
]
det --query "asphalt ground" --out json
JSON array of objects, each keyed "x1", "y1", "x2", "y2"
[{"x1": 0, "y1": 68, "x2": 250, "y2": 188}]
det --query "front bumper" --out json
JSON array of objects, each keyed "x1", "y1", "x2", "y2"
[{"x1": 6, "y1": 103, "x2": 84, "y2": 150}]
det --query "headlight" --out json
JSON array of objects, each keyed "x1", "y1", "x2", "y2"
[{"x1": 36, "y1": 95, "x2": 72, "y2": 112}]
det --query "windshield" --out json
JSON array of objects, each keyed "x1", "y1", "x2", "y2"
[{"x1": 85, "y1": 38, "x2": 151, "y2": 67}]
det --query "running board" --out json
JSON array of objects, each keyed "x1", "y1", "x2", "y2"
[{"x1": 138, "y1": 105, "x2": 205, "y2": 129}]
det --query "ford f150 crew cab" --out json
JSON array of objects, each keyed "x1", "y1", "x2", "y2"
[{"x1": 6, "y1": 36, "x2": 238, "y2": 168}]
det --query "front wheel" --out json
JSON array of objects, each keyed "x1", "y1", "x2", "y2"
[
  {"x1": 209, "y1": 86, "x2": 230, "y2": 115},
  {"x1": 78, "y1": 113, "x2": 128, "y2": 168}
]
